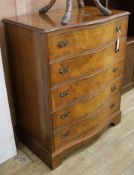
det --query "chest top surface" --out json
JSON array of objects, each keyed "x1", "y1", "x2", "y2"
[{"x1": 3, "y1": 6, "x2": 130, "y2": 33}]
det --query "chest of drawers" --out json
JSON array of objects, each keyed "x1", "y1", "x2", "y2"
[{"x1": 3, "y1": 7, "x2": 129, "y2": 169}]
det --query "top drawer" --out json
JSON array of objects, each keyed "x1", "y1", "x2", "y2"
[{"x1": 47, "y1": 17, "x2": 128, "y2": 61}]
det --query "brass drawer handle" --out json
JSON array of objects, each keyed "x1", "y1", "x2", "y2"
[
  {"x1": 110, "y1": 103, "x2": 115, "y2": 109},
  {"x1": 115, "y1": 25, "x2": 121, "y2": 53},
  {"x1": 59, "y1": 66, "x2": 69, "y2": 75},
  {"x1": 111, "y1": 85, "x2": 117, "y2": 92},
  {"x1": 57, "y1": 40, "x2": 69, "y2": 48},
  {"x1": 60, "y1": 112, "x2": 69, "y2": 119},
  {"x1": 113, "y1": 67, "x2": 119, "y2": 73},
  {"x1": 60, "y1": 90, "x2": 69, "y2": 97},
  {"x1": 61, "y1": 131, "x2": 70, "y2": 139},
  {"x1": 115, "y1": 39, "x2": 120, "y2": 53},
  {"x1": 115, "y1": 25, "x2": 121, "y2": 33}
]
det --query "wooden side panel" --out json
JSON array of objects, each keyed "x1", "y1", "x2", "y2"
[
  {"x1": 0, "y1": 0, "x2": 75, "y2": 127},
  {"x1": 122, "y1": 42, "x2": 134, "y2": 93},
  {"x1": 4, "y1": 24, "x2": 52, "y2": 152}
]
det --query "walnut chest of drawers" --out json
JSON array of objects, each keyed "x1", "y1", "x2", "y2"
[{"x1": 3, "y1": 7, "x2": 129, "y2": 169}]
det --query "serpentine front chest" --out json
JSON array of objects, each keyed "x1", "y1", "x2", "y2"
[{"x1": 3, "y1": 6, "x2": 129, "y2": 169}]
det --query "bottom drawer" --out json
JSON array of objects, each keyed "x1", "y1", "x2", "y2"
[{"x1": 53, "y1": 95, "x2": 121, "y2": 150}]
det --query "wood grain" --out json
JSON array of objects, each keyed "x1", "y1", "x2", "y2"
[
  {"x1": 3, "y1": 7, "x2": 129, "y2": 169},
  {"x1": 52, "y1": 78, "x2": 122, "y2": 130},
  {"x1": 51, "y1": 60, "x2": 124, "y2": 110},
  {"x1": 4, "y1": 23, "x2": 53, "y2": 151},
  {"x1": 48, "y1": 17, "x2": 128, "y2": 60},
  {"x1": 122, "y1": 41, "x2": 134, "y2": 93},
  {"x1": 53, "y1": 94, "x2": 121, "y2": 149},
  {"x1": 0, "y1": 0, "x2": 75, "y2": 126},
  {"x1": 50, "y1": 39, "x2": 126, "y2": 86}
]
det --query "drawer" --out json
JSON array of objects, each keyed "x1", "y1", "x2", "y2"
[
  {"x1": 52, "y1": 78, "x2": 121, "y2": 130},
  {"x1": 51, "y1": 59, "x2": 124, "y2": 110},
  {"x1": 48, "y1": 17, "x2": 128, "y2": 60},
  {"x1": 50, "y1": 39, "x2": 126, "y2": 86},
  {"x1": 53, "y1": 94, "x2": 121, "y2": 150}
]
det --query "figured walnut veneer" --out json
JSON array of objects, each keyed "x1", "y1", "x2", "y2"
[{"x1": 3, "y1": 7, "x2": 129, "y2": 169}]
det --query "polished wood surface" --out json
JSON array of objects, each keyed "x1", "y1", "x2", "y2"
[
  {"x1": 85, "y1": 0, "x2": 134, "y2": 93},
  {"x1": 3, "y1": 7, "x2": 129, "y2": 169},
  {"x1": 50, "y1": 39, "x2": 126, "y2": 85},
  {"x1": 53, "y1": 94, "x2": 121, "y2": 149},
  {"x1": 122, "y1": 41, "x2": 134, "y2": 92},
  {"x1": 104, "y1": 0, "x2": 134, "y2": 35},
  {"x1": 4, "y1": 23, "x2": 53, "y2": 152},
  {"x1": 48, "y1": 17, "x2": 128, "y2": 60},
  {"x1": 0, "y1": 0, "x2": 72, "y2": 127},
  {"x1": 51, "y1": 60, "x2": 124, "y2": 110},
  {"x1": 4, "y1": 7, "x2": 129, "y2": 32},
  {"x1": 104, "y1": 0, "x2": 134, "y2": 93},
  {"x1": 52, "y1": 78, "x2": 122, "y2": 130}
]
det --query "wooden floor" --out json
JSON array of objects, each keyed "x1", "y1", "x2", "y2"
[{"x1": 0, "y1": 89, "x2": 134, "y2": 175}]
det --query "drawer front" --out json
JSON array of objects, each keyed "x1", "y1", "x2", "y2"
[
  {"x1": 48, "y1": 17, "x2": 128, "y2": 60},
  {"x1": 53, "y1": 95, "x2": 121, "y2": 149},
  {"x1": 51, "y1": 59, "x2": 124, "y2": 110},
  {"x1": 50, "y1": 39, "x2": 126, "y2": 86},
  {"x1": 52, "y1": 78, "x2": 121, "y2": 130}
]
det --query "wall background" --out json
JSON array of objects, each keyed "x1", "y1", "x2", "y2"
[
  {"x1": 0, "y1": 0, "x2": 77, "y2": 126},
  {"x1": 0, "y1": 48, "x2": 16, "y2": 164}
]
